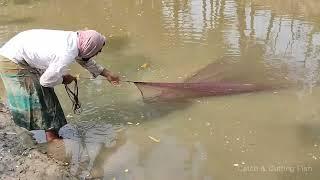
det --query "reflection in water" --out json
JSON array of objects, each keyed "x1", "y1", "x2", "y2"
[
  {"x1": 54, "y1": 123, "x2": 212, "y2": 180},
  {"x1": 2, "y1": 0, "x2": 320, "y2": 179},
  {"x1": 56, "y1": 123, "x2": 124, "y2": 178}
]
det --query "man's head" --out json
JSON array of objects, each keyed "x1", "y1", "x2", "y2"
[{"x1": 77, "y1": 30, "x2": 106, "y2": 60}]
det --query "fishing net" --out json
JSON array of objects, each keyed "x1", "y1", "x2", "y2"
[
  {"x1": 131, "y1": 58, "x2": 288, "y2": 102},
  {"x1": 68, "y1": 58, "x2": 289, "y2": 108},
  {"x1": 132, "y1": 81, "x2": 272, "y2": 102}
]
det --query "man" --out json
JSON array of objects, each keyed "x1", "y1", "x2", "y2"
[{"x1": 0, "y1": 29, "x2": 120, "y2": 142}]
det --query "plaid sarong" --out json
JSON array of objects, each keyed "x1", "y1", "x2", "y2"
[{"x1": 0, "y1": 56, "x2": 67, "y2": 132}]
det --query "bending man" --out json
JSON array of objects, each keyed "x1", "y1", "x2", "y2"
[{"x1": 0, "y1": 29, "x2": 119, "y2": 141}]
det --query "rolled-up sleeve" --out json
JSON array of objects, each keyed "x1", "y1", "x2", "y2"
[
  {"x1": 40, "y1": 62, "x2": 68, "y2": 87},
  {"x1": 76, "y1": 59, "x2": 104, "y2": 78}
]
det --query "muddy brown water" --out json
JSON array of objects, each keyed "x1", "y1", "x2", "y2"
[{"x1": 1, "y1": 0, "x2": 320, "y2": 179}]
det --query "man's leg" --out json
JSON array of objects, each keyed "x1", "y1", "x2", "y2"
[
  {"x1": 0, "y1": 68, "x2": 67, "y2": 141},
  {"x1": 29, "y1": 70, "x2": 68, "y2": 141}
]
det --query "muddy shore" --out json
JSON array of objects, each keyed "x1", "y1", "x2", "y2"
[{"x1": 0, "y1": 104, "x2": 76, "y2": 180}]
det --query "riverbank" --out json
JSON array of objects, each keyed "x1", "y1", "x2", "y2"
[{"x1": 0, "y1": 104, "x2": 75, "y2": 180}]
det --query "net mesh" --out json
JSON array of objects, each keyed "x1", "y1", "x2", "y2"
[
  {"x1": 132, "y1": 58, "x2": 288, "y2": 102},
  {"x1": 133, "y1": 81, "x2": 272, "y2": 102}
]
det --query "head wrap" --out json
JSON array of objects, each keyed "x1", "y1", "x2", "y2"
[{"x1": 77, "y1": 30, "x2": 106, "y2": 59}]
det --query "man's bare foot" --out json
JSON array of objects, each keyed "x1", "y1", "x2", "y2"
[{"x1": 46, "y1": 130, "x2": 60, "y2": 142}]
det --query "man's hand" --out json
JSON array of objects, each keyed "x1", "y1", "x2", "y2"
[
  {"x1": 101, "y1": 69, "x2": 120, "y2": 85},
  {"x1": 106, "y1": 73, "x2": 120, "y2": 85},
  {"x1": 62, "y1": 74, "x2": 76, "y2": 85}
]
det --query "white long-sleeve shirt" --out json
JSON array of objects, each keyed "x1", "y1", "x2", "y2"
[{"x1": 0, "y1": 29, "x2": 104, "y2": 87}]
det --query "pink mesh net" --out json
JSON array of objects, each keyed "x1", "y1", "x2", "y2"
[{"x1": 131, "y1": 58, "x2": 288, "y2": 102}]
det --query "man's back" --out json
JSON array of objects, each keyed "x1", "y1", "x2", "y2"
[{"x1": 0, "y1": 29, "x2": 78, "y2": 70}]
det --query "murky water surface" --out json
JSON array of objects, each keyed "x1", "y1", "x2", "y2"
[{"x1": 1, "y1": 0, "x2": 320, "y2": 179}]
